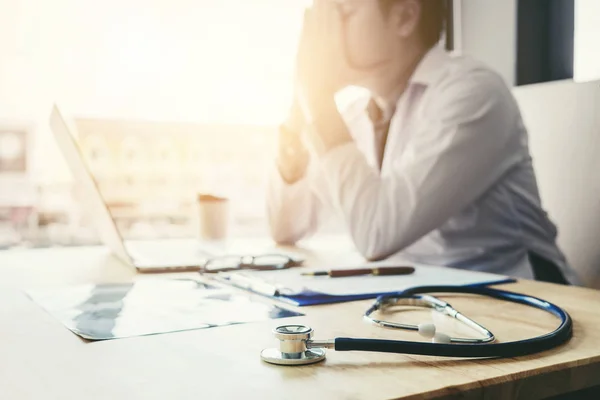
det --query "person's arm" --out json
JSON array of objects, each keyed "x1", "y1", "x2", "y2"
[
  {"x1": 309, "y1": 70, "x2": 524, "y2": 261},
  {"x1": 266, "y1": 0, "x2": 357, "y2": 245},
  {"x1": 266, "y1": 98, "x2": 322, "y2": 245},
  {"x1": 266, "y1": 157, "x2": 322, "y2": 246}
]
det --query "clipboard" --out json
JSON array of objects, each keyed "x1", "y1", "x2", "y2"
[{"x1": 216, "y1": 265, "x2": 517, "y2": 306}]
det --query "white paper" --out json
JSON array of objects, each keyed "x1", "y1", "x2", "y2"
[{"x1": 236, "y1": 262, "x2": 511, "y2": 296}]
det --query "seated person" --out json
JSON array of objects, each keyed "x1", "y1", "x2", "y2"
[{"x1": 266, "y1": 0, "x2": 579, "y2": 285}]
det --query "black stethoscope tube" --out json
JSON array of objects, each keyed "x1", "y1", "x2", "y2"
[{"x1": 336, "y1": 286, "x2": 572, "y2": 358}]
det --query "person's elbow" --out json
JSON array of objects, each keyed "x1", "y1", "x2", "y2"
[
  {"x1": 352, "y1": 230, "x2": 403, "y2": 262},
  {"x1": 268, "y1": 210, "x2": 314, "y2": 246},
  {"x1": 268, "y1": 215, "x2": 301, "y2": 246},
  {"x1": 349, "y1": 214, "x2": 422, "y2": 262},
  {"x1": 363, "y1": 251, "x2": 389, "y2": 263},
  {"x1": 269, "y1": 226, "x2": 302, "y2": 247},
  {"x1": 357, "y1": 244, "x2": 396, "y2": 263}
]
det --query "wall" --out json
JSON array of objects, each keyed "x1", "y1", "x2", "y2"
[
  {"x1": 0, "y1": 0, "x2": 307, "y2": 186},
  {"x1": 0, "y1": 0, "x2": 306, "y2": 123},
  {"x1": 457, "y1": 0, "x2": 518, "y2": 85},
  {"x1": 513, "y1": 80, "x2": 600, "y2": 287},
  {"x1": 575, "y1": 0, "x2": 600, "y2": 82},
  {"x1": 459, "y1": 0, "x2": 600, "y2": 85}
]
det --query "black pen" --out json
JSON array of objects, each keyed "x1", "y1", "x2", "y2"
[{"x1": 302, "y1": 266, "x2": 415, "y2": 278}]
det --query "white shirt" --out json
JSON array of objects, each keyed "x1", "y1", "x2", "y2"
[{"x1": 267, "y1": 46, "x2": 579, "y2": 284}]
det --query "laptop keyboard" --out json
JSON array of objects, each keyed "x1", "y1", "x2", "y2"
[{"x1": 126, "y1": 239, "x2": 212, "y2": 265}]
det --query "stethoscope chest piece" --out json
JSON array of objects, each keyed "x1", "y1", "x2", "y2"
[{"x1": 261, "y1": 325, "x2": 327, "y2": 366}]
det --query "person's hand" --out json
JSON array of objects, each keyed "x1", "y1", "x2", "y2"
[
  {"x1": 276, "y1": 93, "x2": 310, "y2": 184},
  {"x1": 276, "y1": 126, "x2": 310, "y2": 184},
  {"x1": 275, "y1": 4, "x2": 331, "y2": 183},
  {"x1": 293, "y1": 0, "x2": 361, "y2": 156},
  {"x1": 296, "y1": 0, "x2": 359, "y2": 115}
]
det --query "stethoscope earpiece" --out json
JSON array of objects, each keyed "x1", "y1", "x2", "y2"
[
  {"x1": 417, "y1": 323, "x2": 436, "y2": 338},
  {"x1": 432, "y1": 332, "x2": 452, "y2": 344},
  {"x1": 416, "y1": 323, "x2": 453, "y2": 343}
]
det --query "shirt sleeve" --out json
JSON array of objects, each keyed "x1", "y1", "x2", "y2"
[
  {"x1": 316, "y1": 69, "x2": 525, "y2": 260},
  {"x1": 266, "y1": 162, "x2": 322, "y2": 245}
]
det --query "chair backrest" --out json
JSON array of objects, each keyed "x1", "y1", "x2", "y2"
[{"x1": 513, "y1": 79, "x2": 600, "y2": 287}]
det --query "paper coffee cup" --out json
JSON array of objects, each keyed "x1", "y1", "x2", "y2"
[{"x1": 196, "y1": 194, "x2": 230, "y2": 241}]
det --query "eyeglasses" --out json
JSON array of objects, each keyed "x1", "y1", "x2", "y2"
[{"x1": 199, "y1": 254, "x2": 303, "y2": 273}]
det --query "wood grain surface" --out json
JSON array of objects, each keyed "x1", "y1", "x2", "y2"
[{"x1": 0, "y1": 241, "x2": 599, "y2": 400}]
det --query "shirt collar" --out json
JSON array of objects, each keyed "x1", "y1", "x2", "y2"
[
  {"x1": 409, "y1": 45, "x2": 451, "y2": 87},
  {"x1": 367, "y1": 96, "x2": 394, "y2": 126},
  {"x1": 360, "y1": 46, "x2": 450, "y2": 124}
]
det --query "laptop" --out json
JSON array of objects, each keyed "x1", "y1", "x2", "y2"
[{"x1": 49, "y1": 104, "x2": 221, "y2": 273}]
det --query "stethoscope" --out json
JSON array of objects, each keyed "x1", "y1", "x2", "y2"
[{"x1": 260, "y1": 286, "x2": 573, "y2": 366}]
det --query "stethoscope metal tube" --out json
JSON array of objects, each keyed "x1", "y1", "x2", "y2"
[
  {"x1": 363, "y1": 294, "x2": 495, "y2": 344},
  {"x1": 261, "y1": 286, "x2": 573, "y2": 366}
]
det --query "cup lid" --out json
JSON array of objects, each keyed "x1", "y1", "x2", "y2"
[{"x1": 197, "y1": 194, "x2": 228, "y2": 202}]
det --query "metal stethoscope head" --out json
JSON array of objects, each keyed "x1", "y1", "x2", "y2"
[
  {"x1": 260, "y1": 286, "x2": 573, "y2": 366},
  {"x1": 260, "y1": 325, "x2": 331, "y2": 366}
]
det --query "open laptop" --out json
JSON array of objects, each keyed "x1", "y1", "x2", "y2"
[{"x1": 49, "y1": 104, "x2": 219, "y2": 273}]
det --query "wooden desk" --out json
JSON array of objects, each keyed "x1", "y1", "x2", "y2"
[{"x1": 1, "y1": 243, "x2": 600, "y2": 400}]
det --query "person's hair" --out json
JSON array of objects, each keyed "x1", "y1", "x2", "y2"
[{"x1": 378, "y1": 0, "x2": 447, "y2": 49}]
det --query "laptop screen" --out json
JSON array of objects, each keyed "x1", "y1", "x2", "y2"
[{"x1": 49, "y1": 105, "x2": 133, "y2": 264}]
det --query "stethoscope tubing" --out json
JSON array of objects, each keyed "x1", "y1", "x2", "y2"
[{"x1": 336, "y1": 286, "x2": 572, "y2": 358}]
